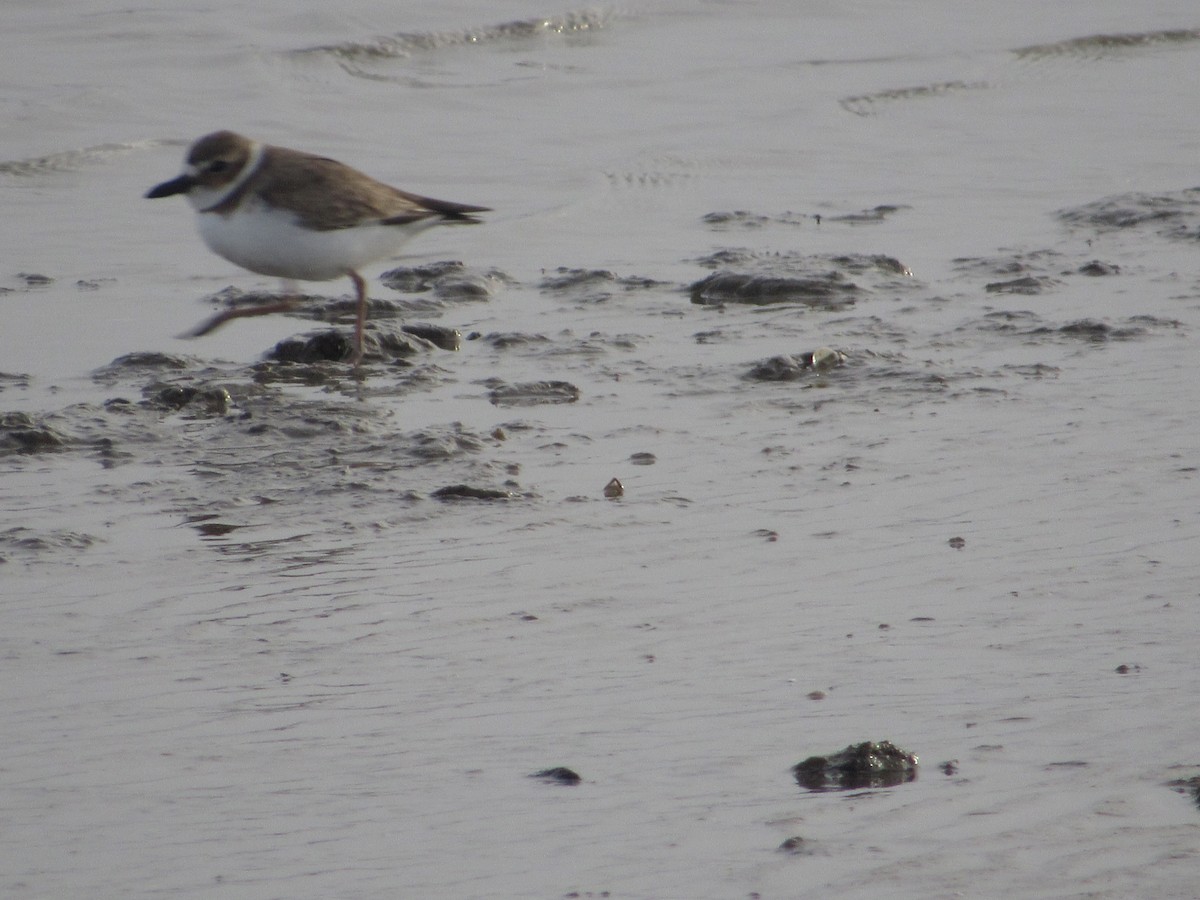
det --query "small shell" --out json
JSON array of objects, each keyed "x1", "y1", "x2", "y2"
[{"x1": 810, "y1": 347, "x2": 847, "y2": 371}]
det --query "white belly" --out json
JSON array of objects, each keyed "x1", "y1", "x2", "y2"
[{"x1": 195, "y1": 200, "x2": 435, "y2": 282}]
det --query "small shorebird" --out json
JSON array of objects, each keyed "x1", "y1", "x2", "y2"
[{"x1": 146, "y1": 130, "x2": 489, "y2": 365}]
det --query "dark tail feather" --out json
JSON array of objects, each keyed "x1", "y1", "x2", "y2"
[{"x1": 386, "y1": 191, "x2": 490, "y2": 226}]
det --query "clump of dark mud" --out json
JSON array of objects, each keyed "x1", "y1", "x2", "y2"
[
  {"x1": 0, "y1": 372, "x2": 32, "y2": 393},
  {"x1": 401, "y1": 323, "x2": 462, "y2": 352},
  {"x1": 431, "y1": 484, "x2": 521, "y2": 502},
  {"x1": 94, "y1": 351, "x2": 195, "y2": 378},
  {"x1": 1057, "y1": 188, "x2": 1200, "y2": 241},
  {"x1": 484, "y1": 379, "x2": 581, "y2": 406},
  {"x1": 822, "y1": 204, "x2": 911, "y2": 224},
  {"x1": 0, "y1": 412, "x2": 68, "y2": 454},
  {"x1": 1077, "y1": 260, "x2": 1121, "y2": 276},
  {"x1": 472, "y1": 332, "x2": 553, "y2": 351},
  {"x1": 268, "y1": 330, "x2": 357, "y2": 364},
  {"x1": 380, "y1": 260, "x2": 510, "y2": 302},
  {"x1": 531, "y1": 767, "x2": 582, "y2": 785},
  {"x1": 746, "y1": 349, "x2": 847, "y2": 381},
  {"x1": 690, "y1": 272, "x2": 859, "y2": 309},
  {"x1": 689, "y1": 250, "x2": 914, "y2": 309},
  {"x1": 1015, "y1": 28, "x2": 1200, "y2": 62},
  {"x1": 694, "y1": 250, "x2": 912, "y2": 278},
  {"x1": 5, "y1": 350, "x2": 521, "y2": 538},
  {"x1": 792, "y1": 741, "x2": 918, "y2": 791},
  {"x1": 963, "y1": 310, "x2": 1180, "y2": 344},
  {"x1": 701, "y1": 210, "x2": 812, "y2": 229},
  {"x1": 1165, "y1": 774, "x2": 1200, "y2": 809},
  {"x1": 0, "y1": 526, "x2": 97, "y2": 555},
  {"x1": 187, "y1": 261, "x2": 508, "y2": 338},
  {"x1": 143, "y1": 384, "x2": 233, "y2": 414},
  {"x1": 959, "y1": 251, "x2": 1125, "y2": 295},
  {"x1": 266, "y1": 323, "x2": 460, "y2": 366},
  {"x1": 538, "y1": 267, "x2": 667, "y2": 303},
  {"x1": 984, "y1": 275, "x2": 1062, "y2": 295},
  {"x1": 776, "y1": 836, "x2": 818, "y2": 855},
  {"x1": 952, "y1": 250, "x2": 1062, "y2": 281}
]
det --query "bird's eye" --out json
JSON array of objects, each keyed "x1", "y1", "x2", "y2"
[{"x1": 207, "y1": 160, "x2": 229, "y2": 174}]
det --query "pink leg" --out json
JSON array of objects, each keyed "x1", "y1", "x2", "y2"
[
  {"x1": 349, "y1": 270, "x2": 367, "y2": 367},
  {"x1": 183, "y1": 295, "x2": 299, "y2": 338}
]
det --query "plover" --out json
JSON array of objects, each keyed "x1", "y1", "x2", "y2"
[{"x1": 146, "y1": 130, "x2": 489, "y2": 365}]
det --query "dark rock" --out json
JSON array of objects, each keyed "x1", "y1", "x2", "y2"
[
  {"x1": 402, "y1": 323, "x2": 461, "y2": 351},
  {"x1": 690, "y1": 271, "x2": 858, "y2": 308},
  {"x1": 702, "y1": 210, "x2": 772, "y2": 227},
  {"x1": 379, "y1": 260, "x2": 466, "y2": 292},
  {"x1": 539, "y1": 267, "x2": 666, "y2": 302},
  {"x1": 792, "y1": 740, "x2": 918, "y2": 791},
  {"x1": 777, "y1": 836, "x2": 813, "y2": 855},
  {"x1": 477, "y1": 332, "x2": 551, "y2": 350},
  {"x1": 0, "y1": 412, "x2": 65, "y2": 454},
  {"x1": 1057, "y1": 188, "x2": 1200, "y2": 236},
  {"x1": 1056, "y1": 319, "x2": 1144, "y2": 341},
  {"x1": 826, "y1": 204, "x2": 909, "y2": 224},
  {"x1": 97, "y1": 352, "x2": 192, "y2": 374},
  {"x1": 269, "y1": 330, "x2": 355, "y2": 363},
  {"x1": 1078, "y1": 260, "x2": 1120, "y2": 276},
  {"x1": 746, "y1": 349, "x2": 845, "y2": 381},
  {"x1": 487, "y1": 380, "x2": 581, "y2": 406},
  {"x1": 1166, "y1": 775, "x2": 1200, "y2": 808},
  {"x1": 380, "y1": 261, "x2": 509, "y2": 300},
  {"x1": 539, "y1": 267, "x2": 619, "y2": 292},
  {"x1": 431, "y1": 484, "x2": 517, "y2": 501},
  {"x1": 531, "y1": 767, "x2": 582, "y2": 785},
  {"x1": 984, "y1": 275, "x2": 1058, "y2": 295},
  {"x1": 828, "y1": 254, "x2": 912, "y2": 276},
  {"x1": 747, "y1": 355, "x2": 813, "y2": 382}
]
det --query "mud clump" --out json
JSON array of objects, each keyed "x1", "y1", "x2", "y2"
[
  {"x1": 792, "y1": 740, "x2": 918, "y2": 790},
  {"x1": 431, "y1": 484, "x2": 518, "y2": 501},
  {"x1": 825, "y1": 204, "x2": 910, "y2": 224},
  {"x1": 270, "y1": 330, "x2": 356, "y2": 364},
  {"x1": 539, "y1": 267, "x2": 666, "y2": 303},
  {"x1": 689, "y1": 271, "x2": 858, "y2": 309},
  {"x1": 0, "y1": 412, "x2": 67, "y2": 454},
  {"x1": 1057, "y1": 188, "x2": 1200, "y2": 241},
  {"x1": 530, "y1": 767, "x2": 582, "y2": 785},
  {"x1": 144, "y1": 384, "x2": 233, "y2": 415},
  {"x1": 1166, "y1": 775, "x2": 1200, "y2": 809},
  {"x1": 402, "y1": 323, "x2": 461, "y2": 352},
  {"x1": 777, "y1": 836, "x2": 816, "y2": 855},
  {"x1": 984, "y1": 275, "x2": 1060, "y2": 295},
  {"x1": 269, "y1": 324, "x2": 458, "y2": 365},
  {"x1": 379, "y1": 260, "x2": 510, "y2": 301},
  {"x1": 486, "y1": 379, "x2": 581, "y2": 407},
  {"x1": 747, "y1": 349, "x2": 846, "y2": 381}
]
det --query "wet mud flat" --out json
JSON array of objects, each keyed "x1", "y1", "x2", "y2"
[
  {"x1": 5, "y1": 181, "x2": 1200, "y2": 897},
  {"x1": 6, "y1": 189, "x2": 1187, "y2": 547},
  {"x1": 6, "y1": 10, "x2": 1200, "y2": 894}
]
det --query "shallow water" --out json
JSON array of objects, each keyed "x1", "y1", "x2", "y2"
[{"x1": 3, "y1": 2, "x2": 1200, "y2": 898}]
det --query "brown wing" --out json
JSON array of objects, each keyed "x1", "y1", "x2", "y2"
[{"x1": 254, "y1": 145, "x2": 488, "y2": 231}]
